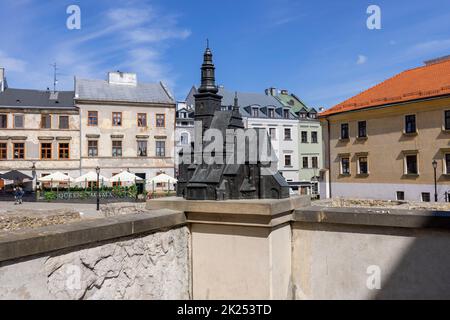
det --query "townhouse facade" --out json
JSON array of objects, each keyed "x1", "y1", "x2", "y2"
[
  {"x1": 174, "y1": 101, "x2": 195, "y2": 171},
  {"x1": 0, "y1": 73, "x2": 80, "y2": 190},
  {"x1": 274, "y1": 89, "x2": 322, "y2": 195},
  {"x1": 0, "y1": 68, "x2": 176, "y2": 190},
  {"x1": 75, "y1": 72, "x2": 176, "y2": 182},
  {"x1": 319, "y1": 56, "x2": 450, "y2": 202}
]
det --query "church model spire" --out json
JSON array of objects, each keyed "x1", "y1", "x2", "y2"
[{"x1": 198, "y1": 42, "x2": 218, "y2": 94}]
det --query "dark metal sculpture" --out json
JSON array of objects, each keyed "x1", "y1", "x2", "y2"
[{"x1": 176, "y1": 45, "x2": 290, "y2": 200}]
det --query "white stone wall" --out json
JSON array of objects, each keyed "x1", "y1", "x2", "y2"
[{"x1": 0, "y1": 226, "x2": 190, "y2": 300}]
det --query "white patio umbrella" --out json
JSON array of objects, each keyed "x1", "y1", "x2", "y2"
[
  {"x1": 75, "y1": 171, "x2": 109, "y2": 188},
  {"x1": 147, "y1": 173, "x2": 177, "y2": 191},
  {"x1": 38, "y1": 172, "x2": 73, "y2": 189},
  {"x1": 110, "y1": 171, "x2": 143, "y2": 185},
  {"x1": 38, "y1": 172, "x2": 74, "y2": 182}
]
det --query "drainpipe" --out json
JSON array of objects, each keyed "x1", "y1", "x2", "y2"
[{"x1": 326, "y1": 118, "x2": 332, "y2": 198}]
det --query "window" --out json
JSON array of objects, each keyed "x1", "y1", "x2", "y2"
[
  {"x1": 0, "y1": 114, "x2": 7, "y2": 128},
  {"x1": 0, "y1": 143, "x2": 6, "y2": 159},
  {"x1": 396, "y1": 191, "x2": 405, "y2": 201},
  {"x1": 445, "y1": 153, "x2": 450, "y2": 174},
  {"x1": 112, "y1": 141, "x2": 122, "y2": 157},
  {"x1": 302, "y1": 157, "x2": 308, "y2": 169},
  {"x1": 311, "y1": 131, "x2": 318, "y2": 143},
  {"x1": 14, "y1": 114, "x2": 24, "y2": 128},
  {"x1": 283, "y1": 109, "x2": 290, "y2": 119},
  {"x1": 112, "y1": 112, "x2": 122, "y2": 126},
  {"x1": 341, "y1": 123, "x2": 349, "y2": 139},
  {"x1": 284, "y1": 128, "x2": 291, "y2": 140},
  {"x1": 284, "y1": 154, "x2": 292, "y2": 166},
  {"x1": 445, "y1": 110, "x2": 450, "y2": 130},
  {"x1": 312, "y1": 156, "x2": 318, "y2": 169},
  {"x1": 156, "y1": 141, "x2": 165, "y2": 157},
  {"x1": 40, "y1": 143, "x2": 52, "y2": 159},
  {"x1": 180, "y1": 132, "x2": 189, "y2": 145},
  {"x1": 156, "y1": 114, "x2": 165, "y2": 127},
  {"x1": 358, "y1": 121, "x2": 367, "y2": 138},
  {"x1": 252, "y1": 108, "x2": 259, "y2": 117},
  {"x1": 341, "y1": 157, "x2": 350, "y2": 175},
  {"x1": 137, "y1": 141, "x2": 147, "y2": 157},
  {"x1": 88, "y1": 140, "x2": 98, "y2": 157},
  {"x1": 358, "y1": 157, "x2": 368, "y2": 174},
  {"x1": 58, "y1": 143, "x2": 70, "y2": 159},
  {"x1": 421, "y1": 192, "x2": 431, "y2": 203},
  {"x1": 269, "y1": 128, "x2": 276, "y2": 140},
  {"x1": 13, "y1": 143, "x2": 25, "y2": 159},
  {"x1": 301, "y1": 131, "x2": 308, "y2": 143},
  {"x1": 59, "y1": 115, "x2": 69, "y2": 129},
  {"x1": 268, "y1": 108, "x2": 275, "y2": 118},
  {"x1": 137, "y1": 113, "x2": 147, "y2": 127},
  {"x1": 405, "y1": 115, "x2": 416, "y2": 134},
  {"x1": 41, "y1": 114, "x2": 51, "y2": 129},
  {"x1": 88, "y1": 111, "x2": 98, "y2": 126},
  {"x1": 405, "y1": 154, "x2": 418, "y2": 174}
]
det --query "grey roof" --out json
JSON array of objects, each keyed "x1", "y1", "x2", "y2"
[
  {"x1": 75, "y1": 78, "x2": 174, "y2": 104},
  {"x1": 218, "y1": 87, "x2": 284, "y2": 109},
  {"x1": 0, "y1": 88, "x2": 75, "y2": 109},
  {"x1": 187, "y1": 86, "x2": 297, "y2": 119}
]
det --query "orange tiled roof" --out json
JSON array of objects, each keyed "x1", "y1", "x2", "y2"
[{"x1": 320, "y1": 58, "x2": 450, "y2": 117}]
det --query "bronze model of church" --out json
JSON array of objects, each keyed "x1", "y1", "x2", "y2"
[{"x1": 176, "y1": 46, "x2": 290, "y2": 200}]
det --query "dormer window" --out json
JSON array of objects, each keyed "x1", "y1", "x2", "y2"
[
  {"x1": 252, "y1": 107, "x2": 259, "y2": 117},
  {"x1": 268, "y1": 108, "x2": 275, "y2": 118},
  {"x1": 283, "y1": 109, "x2": 290, "y2": 119}
]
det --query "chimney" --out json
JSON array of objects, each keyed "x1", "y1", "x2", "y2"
[
  {"x1": 0, "y1": 68, "x2": 5, "y2": 92},
  {"x1": 108, "y1": 71, "x2": 137, "y2": 86},
  {"x1": 265, "y1": 87, "x2": 278, "y2": 96}
]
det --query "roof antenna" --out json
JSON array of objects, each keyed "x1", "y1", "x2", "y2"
[
  {"x1": 206, "y1": 38, "x2": 209, "y2": 49},
  {"x1": 51, "y1": 63, "x2": 59, "y2": 93}
]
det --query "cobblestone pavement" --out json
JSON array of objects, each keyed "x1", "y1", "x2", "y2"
[
  {"x1": 0, "y1": 202, "x2": 106, "y2": 232},
  {"x1": 312, "y1": 198, "x2": 450, "y2": 211}
]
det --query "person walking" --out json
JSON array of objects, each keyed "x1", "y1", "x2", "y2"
[
  {"x1": 13, "y1": 187, "x2": 19, "y2": 205},
  {"x1": 18, "y1": 187, "x2": 24, "y2": 204}
]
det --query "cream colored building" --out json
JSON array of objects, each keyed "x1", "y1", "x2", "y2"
[
  {"x1": 75, "y1": 72, "x2": 176, "y2": 182},
  {"x1": 0, "y1": 81, "x2": 80, "y2": 188},
  {"x1": 320, "y1": 57, "x2": 450, "y2": 202}
]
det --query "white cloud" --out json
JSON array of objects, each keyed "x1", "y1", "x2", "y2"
[
  {"x1": 356, "y1": 55, "x2": 368, "y2": 65},
  {"x1": 406, "y1": 39, "x2": 450, "y2": 56},
  {"x1": 0, "y1": 51, "x2": 26, "y2": 72}
]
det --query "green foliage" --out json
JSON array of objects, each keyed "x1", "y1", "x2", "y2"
[{"x1": 44, "y1": 191, "x2": 57, "y2": 201}]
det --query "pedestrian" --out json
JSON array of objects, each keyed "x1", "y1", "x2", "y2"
[
  {"x1": 13, "y1": 187, "x2": 19, "y2": 205},
  {"x1": 18, "y1": 187, "x2": 24, "y2": 204}
]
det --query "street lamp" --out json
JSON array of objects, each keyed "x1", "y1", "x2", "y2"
[
  {"x1": 432, "y1": 160, "x2": 438, "y2": 202},
  {"x1": 96, "y1": 166, "x2": 100, "y2": 211},
  {"x1": 31, "y1": 161, "x2": 36, "y2": 192}
]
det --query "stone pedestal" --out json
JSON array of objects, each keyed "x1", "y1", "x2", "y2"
[{"x1": 147, "y1": 195, "x2": 310, "y2": 300}]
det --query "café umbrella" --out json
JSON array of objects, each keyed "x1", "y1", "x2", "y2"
[
  {"x1": 110, "y1": 171, "x2": 143, "y2": 186},
  {"x1": 75, "y1": 171, "x2": 109, "y2": 188},
  {"x1": 147, "y1": 173, "x2": 177, "y2": 191},
  {"x1": 38, "y1": 172, "x2": 73, "y2": 188}
]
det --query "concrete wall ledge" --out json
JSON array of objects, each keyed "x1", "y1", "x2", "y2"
[
  {"x1": 295, "y1": 206, "x2": 450, "y2": 229},
  {"x1": 147, "y1": 195, "x2": 310, "y2": 228},
  {"x1": 0, "y1": 209, "x2": 186, "y2": 263}
]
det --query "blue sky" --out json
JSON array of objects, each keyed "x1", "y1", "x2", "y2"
[{"x1": 0, "y1": 0, "x2": 449, "y2": 109}]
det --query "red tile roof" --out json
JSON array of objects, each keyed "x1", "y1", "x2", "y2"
[{"x1": 320, "y1": 58, "x2": 450, "y2": 117}]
